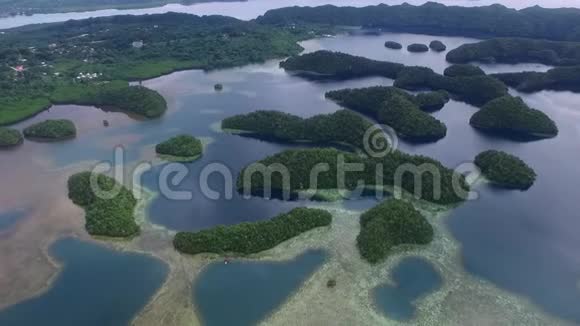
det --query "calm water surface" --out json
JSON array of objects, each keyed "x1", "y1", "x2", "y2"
[
  {"x1": 373, "y1": 257, "x2": 442, "y2": 321},
  {"x1": 0, "y1": 237, "x2": 169, "y2": 325},
  {"x1": 194, "y1": 249, "x2": 328, "y2": 325}
]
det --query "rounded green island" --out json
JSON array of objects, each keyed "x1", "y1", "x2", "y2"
[
  {"x1": 357, "y1": 199, "x2": 434, "y2": 264},
  {"x1": 155, "y1": 134, "x2": 203, "y2": 162},
  {"x1": 0, "y1": 128, "x2": 24, "y2": 148},
  {"x1": 23, "y1": 119, "x2": 76, "y2": 141},
  {"x1": 379, "y1": 94, "x2": 447, "y2": 142},
  {"x1": 444, "y1": 64, "x2": 485, "y2": 77},
  {"x1": 384, "y1": 41, "x2": 403, "y2": 50},
  {"x1": 415, "y1": 91, "x2": 450, "y2": 112},
  {"x1": 475, "y1": 150, "x2": 537, "y2": 190},
  {"x1": 214, "y1": 83, "x2": 224, "y2": 91},
  {"x1": 173, "y1": 207, "x2": 332, "y2": 255},
  {"x1": 429, "y1": 40, "x2": 447, "y2": 52},
  {"x1": 407, "y1": 43, "x2": 429, "y2": 53},
  {"x1": 67, "y1": 171, "x2": 139, "y2": 238},
  {"x1": 470, "y1": 95, "x2": 558, "y2": 139}
]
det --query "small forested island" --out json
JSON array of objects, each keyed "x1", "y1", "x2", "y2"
[
  {"x1": 238, "y1": 148, "x2": 468, "y2": 206},
  {"x1": 493, "y1": 66, "x2": 580, "y2": 93},
  {"x1": 429, "y1": 40, "x2": 447, "y2": 52},
  {"x1": 384, "y1": 41, "x2": 403, "y2": 50},
  {"x1": 0, "y1": 12, "x2": 313, "y2": 124},
  {"x1": 414, "y1": 90, "x2": 450, "y2": 112},
  {"x1": 323, "y1": 87, "x2": 447, "y2": 142},
  {"x1": 214, "y1": 83, "x2": 224, "y2": 91},
  {"x1": 173, "y1": 207, "x2": 332, "y2": 255},
  {"x1": 444, "y1": 64, "x2": 485, "y2": 77},
  {"x1": 155, "y1": 135, "x2": 203, "y2": 162},
  {"x1": 446, "y1": 38, "x2": 580, "y2": 66},
  {"x1": 67, "y1": 171, "x2": 139, "y2": 237},
  {"x1": 378, "y1": 94, "x2": 447, "y2": 142},
  {"x1": 394, "y1": 66, "x2": 507, "y2": 106},
  {"x1": 51, "y1": 82, "x2": 167, "y2": 119},
  {"x1": 23, "y1": 119, "x2": 76, "y2": 140},
  {"x1": 222, "y1": 109, "x2": 387, "y2": 150},
  {"x1": 474, "y1": 150, "x2": 536, "y2": 190},
  {"x1": 326, "y1": 86, "x2": 448, "y2": 113},
  {"x1": 279, "y1": 51, "x2": 403, "y2": 80},
  {"x1": 470, "y1": 95, "x2": 558, "y2": 139},
  {"x1": 0, "y1": 128, "x2": 23, "y2": 148},
  {"x1": 357, "y1": 199, "x2": 433, "y2": 264},
  {"x1": 257, "y1": 3, "x2": 580, "y2": 42},
  {"x1": 407, "y1": 43, "x2": 429, "y2": 53}
]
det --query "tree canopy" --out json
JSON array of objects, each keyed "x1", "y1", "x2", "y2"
[
  {"x1": 447, "y1": 38, "x2": 580, "y2": 66},
  {"x1": 470, "y1": 95, "x2": 558, "y2": 139},
  {"x1": 67, "y1": 171, "x2": 139, "y2": 237},
  {"x1": 173, "y1": 207, "x2": 332, "y2": 255},
  {"x1": 475, "y1": 150, "x2": 536, "y2": 190},
  {"x1": 357, "y1": 199, "x2": 433, "y2": 264},
  {"x1": 155, "y1": 134, "x2": 203, "y2": 161},
  {"x1": 0, "y1": 127, "x2": 23, "y2": 147},
  {"x1": 23, "y1": 119, "x2": 76, "y2": 140},
  {"x1": 258, "y1": 3, "x2": 580, "y2": 42},
  {"x1": 238, "y1": 148, "x2": 468, "y2": 205}
]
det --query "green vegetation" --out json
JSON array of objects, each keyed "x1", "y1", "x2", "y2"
[
  {"x1": 407, "y1": 43, "x2": 429, "y2": 53},
  {"x1": 470, "y1": 95, "x2": 558, "y2": 139},
  {"x1": 429, "y1": 40, "x2": 446, "y2": 52},
  {"x1": 357, "y1": 199, "x2": 433, "y2": 264},
  {"x1": 173, "y1": 207, "x2": 332, "y2": 255},
  {"x1": 51, "y1": 81, "x2": 167, "y2": 118},
  {"x1": 155, "y1": 134, "x2": 203, "y2": 161},
  {"x1": 384, "y1": 41, "x2": 403, "y2": 50},
  {"x1": 279, "y1": 51, "x2": 404, "y2": 80},
  {"x1": 325, "y1": 87, "x2": 446, "y2": 142},
  {"x1": 474, "y1": 150, "x2": 536, "y2": 190},
  {"x1": 394, "y1": 66, "x2": 507, "y2": 106},
  {"x1": 23, "y1": 119, "x2": 76, "y2": 140},
  {"x1": 0, "y1": 12, "x2": 311, "y2": 124},
  {"x1": 414, "y1": 90, "x2": 450, "y2": 112},
  {"x1": 447, "y1": 38, "x2": 580, "y2": 66},
  {"x1": 222, "y1": 109, "x2": 387, "y2": 149},
  {"x1": 258, "y1": 3, "x2": 580, "y2": 42},
  {"x1": 0, "y1": 127, "x2": 23, "y2": 147},
  {"x1": 283, "y1": 51, "x2": 506, "y2": 106},
  {"x1": 238, "y1": 148, "x2": 468, "y2": 205},
  {"x1": 0, "y1": 0, "x2": 232, "y2": 15},
  {"x1": 379, "y1": 94, "x2": 447, "y2": 142},
  {"x1": 444, "y1": 64, "x2": 485, "y2": 77},
  {"x1": 493, "y1": 66, "x2": 580, "y2": 93},
  {"x1": 67, "y1": 171, "x2": 139, "y2": 237}
]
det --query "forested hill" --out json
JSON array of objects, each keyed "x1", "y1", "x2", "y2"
[{"x1": 256, "y1": 2, "x2": 580, "y2": 41}]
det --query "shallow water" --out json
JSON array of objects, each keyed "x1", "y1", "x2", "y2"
[
  {"x1": 0, "y1": 0, "x2": 578, "y2": 30},
  {"x1": 0, "y1": 237, "x2": 169, "y2": 326},
  {"x1": 373, "y1": 257, "x2": 442, "y2": 321},
  {"x1": 193, "y1": 249, "x2": 327, "y2": 326}
]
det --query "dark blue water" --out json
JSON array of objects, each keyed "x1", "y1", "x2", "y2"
[
  {"x1": 193, "y1": 249, "x2": 327, "y2": 326},
  {"x1": 374, "y1": 257, "x2": 442, "y2": 321},
  {"x1": 0, "y1": 209, "x2": 27, "y2": 231},
  {"x1": 0, "y1": 237, "x2": 169, "y2": 326}
]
